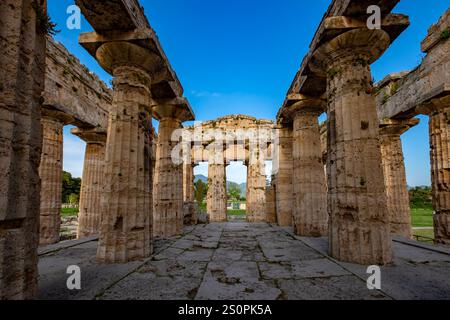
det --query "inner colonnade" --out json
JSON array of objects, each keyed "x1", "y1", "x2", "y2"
[{"x1": 0, "y1": 0, "x2": 449, "y2": 299}]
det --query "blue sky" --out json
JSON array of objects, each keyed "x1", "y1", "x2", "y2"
[{"x1": 48, "y1": 0, "x2": 448, "y2": 185}]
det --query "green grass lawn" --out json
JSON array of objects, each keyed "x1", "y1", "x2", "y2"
[
  {"x1": 411, "y1": 206, "x2": 434, "y2": 227},
  {"x1": 227, "y1": 210, "x2": 246, "y2": 216},
  {"x1": 61, "y1": 207, "x2": 79, "y2": 217},
  {"x1": 410, "y1": 205, "x2": 434, "y2": 241}
]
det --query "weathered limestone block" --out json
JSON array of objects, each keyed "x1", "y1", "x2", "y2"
[
  {"x1": 72, "y1": 128, "x2": 107, "y2": 238},
  {"x1": 206, "y1": 146, "x2": 227, "y2": 222},
  {"x1": 153, "y1": 117, "x2": 183, "y2": 238},
  {"x1": 0, "y1": 0, "x2": 46, "y2": 299},
  {"x1": 292, "y1": 106, "x2": 328, "y2": 237},
  {"x1": 39, "y1": 110, "x2": 69, "y2": 245},
  {"x1": 95, "y1": 42, "x2": 153, "y2": 263},
  {"x1": 44, "y1": 38, "x2": 111, "y2": 130},
  {"x1": 429, "y1": 103, "x2": 450, "y2": 245},
  {"x1": 311, "y1": 29, "x2": 393, "y2": 265},
  {"x1": 274, "y1": 127, "x2": 293, "y2": 226},
  {"x1": 379, "y1": 119, "x2": 418, "y2": 239},
  {"x1": 246, "y1": 147, "x2": 267, "y2": 222}
]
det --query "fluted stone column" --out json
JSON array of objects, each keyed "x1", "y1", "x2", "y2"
[
  {"x1": 206, "y1": 146, "x2": 227, "y2": 222},
  {"x1": 274, "y1": 127, "x2": 293, "y2": 226},
  {"x1": 39, "y1": 111, "x2": 69, "y2": 245},
  {"x1": 153, "y1": 117, "x2": 184, "y2": 237},
  {"x1": 72, "y1": 128, "x2": 107, "y2": 238},
  {"x1": 428, "y1": 102, "x2": 450, "y2": 245},
  {"x1": 311, "y1": 29, "x2": 392, "y2": 264},
  {"x1": 183, "y1": 162, "x2": 197, "y2": 225},
  {"x1": 379, "y1": 119, "x2": 418, "y2": 239},
  {"x1": 95, "y1": 42, "x2": 153, "y2": 263},
  {"x1": 0, "y1": 0, "x2": 46, "y2": 299},
  {"x1": 292, "y1": 106, "x2": 328, "y2": 237},
  {"x1": 265, "y1": 181, "x2": 277, "y2": 223},
  {"x1": 246, "y1": 148, "x2": 267, "y2": 222}
]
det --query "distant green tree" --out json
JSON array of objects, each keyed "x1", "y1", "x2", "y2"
[
  {"x1": 194, "y1": 179, "x2": 207, "y2": 205},
  {"x1": 409, "y1": 186, "x2": 432, "y2": 208},
  {"x1": 62, "y1": 171, "x2": 81, "y2": 204},
  {"x1": 68, "y1": 193, "x2": 79, "y2": 204},
  {"x1": 228, "y1": 185, "x2": 241, "y2": 201}
]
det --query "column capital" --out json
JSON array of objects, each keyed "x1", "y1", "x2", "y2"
[
  {"x1": 71, "y1": 127, "x2": 107, "y2": 145},
  {"x1": 96, "y1": 41, "x2": 157, "y2": 82},
  {"x1": 279, "y1": 95, "x2": 326, "y2": 123},
  {"x1": 309, "y1": 28, "x2": 390, "y2": 76},
  {"x1": 379, "y1": 118, "x2": 420, "y2": 136},
  {"x1": 152, "y1": 97, "x2": 195, "y2": 123}
]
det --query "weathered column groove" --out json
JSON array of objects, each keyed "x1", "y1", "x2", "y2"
[
  {"x1": 0, "y1": 0, "x2": 46, "y2": 299},
  {"x1": 292, "y1": 105, "x2": 328, "y2": 237},
  {"x1": 72, "y1": 128, "x2": 107, "y2": 238},
  {"x1": 39, "y1": 109, "x2": 72, "y2": 245},
  {"x1": 246, "y1": 147, "x2": 267, "y2": 222},
  {"x1": 95, "y1": 42, "x2": 154, "y2": 263},
  {"x1": 311, "y1": 29, "x2": 392, "y2": 264},
  {"x1": 427, "y1": 100, "x2": 450, "y2": 245},
  {"x1": 274, "y1": 127, "x2": 293, "y2": 226},
  {"x1": 206, "y1": 144, "x2": 227, "y2": 222},
  {"x1": 379, "y1": 119, "x2": 418, "y2": 239},
  {"x1": 153, "y1": 117, "x2": 183, "y2": 237}
]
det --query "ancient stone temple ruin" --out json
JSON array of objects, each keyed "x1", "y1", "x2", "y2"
[{"x1": 0, "y1": 0, "x2": 449, "y2": 300}]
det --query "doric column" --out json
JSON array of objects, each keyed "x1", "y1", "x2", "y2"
[
  {"x1": 265, "y1": 180, "x2": 277, "y2": 223},
  {"x1": 72, "y1": 128, "x2": 107, "y2": 238},
  {"x1": 246, "y1": 147, "x2": 267, "y2": 222},
  {"x1": 311, "y1": 29, "x2": 392, "y2": 264},
  {"x1": 206, "y1": 145, "x2": 227, "y2": 222},
  {"x1": 0, "y1": 0, "x2": 46, "y2": 299},
  {"x1": 39, "y1": 109, "x2": 71, "y2": 245},
  {"x1": 379, "y1": 119, "x2": 419, "y2": 239},
  {"x1": 274, "y1": 127, "x2": 293, "y2": 226},
  {"x1": 153, "y1": 117, "x2": 183, "y2": 237},
  {"x1": 95, "y1": 42, "x2": 153, "y2": 263},
  {"x1": 291, "y1": 103, "x2": 328, "y2": 237},
  {"x1": 427, "y1": 98, "x2": 450, "y2": 245},
  {"x1": 183, "y1": 162, "x2": 197, "y2": 225}
]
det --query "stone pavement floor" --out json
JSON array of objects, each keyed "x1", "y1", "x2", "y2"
[{"x1": 38, "y1": 223, "x2": 450, "y2": 300}]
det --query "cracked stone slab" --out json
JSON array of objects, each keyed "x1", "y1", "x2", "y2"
[
  {"x1": 277, "y1": 276, "x2": 391, "y2": 300},
  {"x1": 100, "y1": 274, "x2": 203, "y2": 300}
]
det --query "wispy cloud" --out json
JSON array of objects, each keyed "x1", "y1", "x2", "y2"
[{"x1": 190, "y1": 90, "x2": 222, "y2": 98}]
